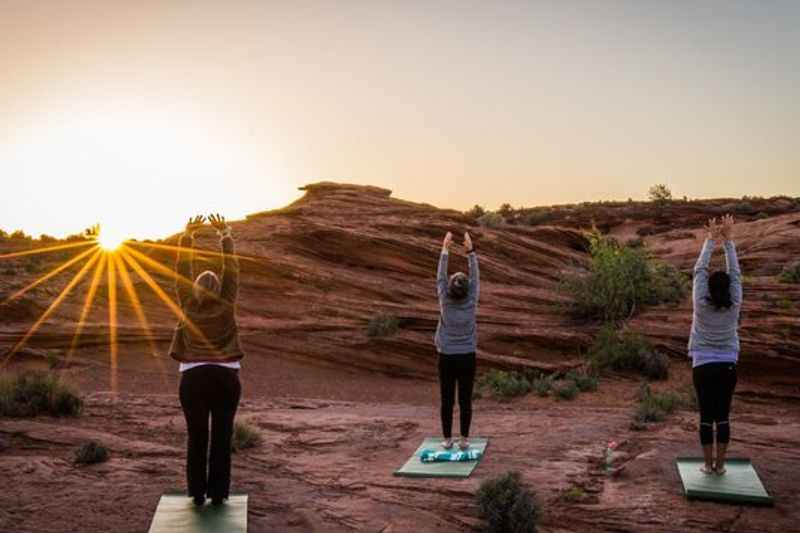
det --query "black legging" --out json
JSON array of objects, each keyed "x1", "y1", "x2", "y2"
[
  {"x1": 179, "y1": 365, "x2": 241, "y2": 500},
  {"x1": 438, "y1": 352, "x2": 476, "y2": 439},
  {"x1": 692, "y1": 362, "x2": 737, "y2": 446}
]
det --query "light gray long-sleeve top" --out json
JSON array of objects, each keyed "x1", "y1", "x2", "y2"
[
  {"x1": 434, "y1": 251, "x2": 479, "y2": 355},
  {"x1": 688, "y1": 239, "x2": 742, "y2": 366}
]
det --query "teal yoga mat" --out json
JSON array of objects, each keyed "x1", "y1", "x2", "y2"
[
  {"x1": 676, "y1": 457, "x2": 773, "y2": 505},
  {"x1": 394, "y1": 437, "x2": 488, "y2": 478},
  {"x1": 148, "y1": 494, "x2": 248, "y2": 533}
]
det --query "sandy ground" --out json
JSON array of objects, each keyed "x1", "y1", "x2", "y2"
[{"x1": 1, "y1": 354, "x2": 799, "y2": 533}]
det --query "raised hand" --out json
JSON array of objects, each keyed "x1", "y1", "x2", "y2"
[
  {"x1": 85, "y1": 224, "x2": 100, "y2": 240},
  {"x1": 720, "y1": 214, "x2": 735, "y2": 241},
  {"x1": 208, "y1": 213, "x2": 230, "y2": 235},
  {"x1": 464, "y1": 231, "x2": 474, "y2": 252},
  {"x1": 705, "y1": 217, "x2": 721, "y2": 242},
  {"x1": 442, "y1": 231, "x2": 453, "y2": 252},
  {"x1": 185, "y1": 215, "x2": 206, "y2": 235}
]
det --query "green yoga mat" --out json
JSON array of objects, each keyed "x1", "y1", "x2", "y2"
[
  {"x1": 148, "y1": 494, "x2": 248, "y2": 533},
  {"x1": 394, "y1": 437, "x2": 488, "y2": 478},
  {"x1": 676, "y1": 457, "x2": 773, "y2": 505}
]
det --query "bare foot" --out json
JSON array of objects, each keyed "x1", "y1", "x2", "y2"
[
  {"x1": 458, "y1": 437, "x2": 470, "y2": 450},
  {"x1": 715, "y1": 464, "x2": 727, "y2": 475},
  {"x1": 441, "y1": 438, "x2": 454, "y2": 450},
  {"x1": 699, "y1": 465, "x2": 714, "y2": 474}
]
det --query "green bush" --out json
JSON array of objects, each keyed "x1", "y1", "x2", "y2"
[
  {"x1": 74, "y1": 441, "x2": 109, "y2": 465},
  {"x1": 560, "y1": 233, "x2": 687, "y2": 322},
  {"x1": 367, "y1": 313, "x2": 400, "y2": 337},
  {"x1": 530, "y1": 377, "x2": 552, "y2": 397},
  {"x1": 634, "y1": 384, "x2": 680, "y2": 423},
  {"x1": 553, "y1": 380, "x2": 579, "y2": 401},
  {"x1": 477, "y1": 212, "x2": 505, "y2": 229},
  {"x1": 779, "y1": 261, "x2": 800, "y2": 283},
  {"x1": 587, "y1": 325, "x2": 669, "y2": 380},
  {"x1": 232, "y1": 419, "x2": 263, "y2": 452},
  {"x1": 477, "y1": 370, "x2": 530, "y2": 400},
  {"x1": 566, "y1": 371, "x2": 598, "y2": 392},
  {"x1": 0, "y1": 371, "x2": 82, "y2": 417},
  {"x1": 477, "y1": 471, "x2": 538, "y2": 533}
]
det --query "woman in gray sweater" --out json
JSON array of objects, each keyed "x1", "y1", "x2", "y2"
[
  {"x1": 689, "y1": 214, "x2": 742, "y2": 475},
  {"x1": 435, "y1": 231, "x2": 479, "y2": 451}
]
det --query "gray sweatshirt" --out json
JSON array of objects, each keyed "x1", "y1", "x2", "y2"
[
  {"x1": 435, "y1": 251, "x2": 480, "y2": 354},
  {"x1": 688, "y1": 239, "x2": 742, "y2": 363}
]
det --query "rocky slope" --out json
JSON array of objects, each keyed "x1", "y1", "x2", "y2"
[{"x1": 2, "y1": 182, "x2": 798, "y2": 392}]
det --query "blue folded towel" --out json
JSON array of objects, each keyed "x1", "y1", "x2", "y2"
[{"x1": 420, "y1": 448, "x2": 482, "y2": 463}]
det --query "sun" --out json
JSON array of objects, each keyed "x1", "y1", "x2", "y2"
[{"x1": 97, "y1": 228, "x2": 127, "y2": 251}]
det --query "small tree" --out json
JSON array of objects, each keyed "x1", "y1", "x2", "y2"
[
  {"x1": 648, "y1": 184, "x2": 672, "y2": 203},
  {"x1": 466, "y1": 205, "x2": 486, "y2": 219},
  {"x1": 497, "y1": 203, "x2": 514, "y2": 219}
]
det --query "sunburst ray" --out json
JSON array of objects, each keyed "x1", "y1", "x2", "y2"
[
  {"x1": 113, "y1": 254, "x2": 168, "y2": 384},
  {"x1": 117, "y1": 248, "x2": 211, "y2": 348},
  {"x1": 0, "y1": 239, "x2": 95, "y2": 260},
  {"x1": 65, "y1": 250, "x2": 107, "y2": 365},
  {"x1": 122, "y1": 245, "x2": 226, "y2": 307},
  {"x1": 2, "y1": 245, "x2": 99, "y2": 305},
  {"x1": 127, "y1": 240, "x2": 253, "y2": 261},
  {"x1": 2, "y1": 248, "x2": 103, "y2": 367},
  {"x1": 106, "y1": 254, "x2": 119, "y2": 393}
]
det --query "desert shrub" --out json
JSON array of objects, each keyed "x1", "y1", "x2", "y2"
[
  {"x1": 560, "y1": 233, "x2": 687, "y2": 322},
  {"x1": 477, "y1": 370, "x2": 530, "y2": 400},
  {"x1": 553, "y1": 380, "x2": 579, "y2": 401},
  {"x1": 566, "y1": 371, "x2": 598, "y2": 392},
  {"x1": 497, "y1": 203, "x2": 514, "y2": 219},
  {"x1": 477, "y1": 471, "x2": 538, "y2": 533},
  {"x1": 477, "y1": 212, "x2": 505, "y2": 229},
  {"x1": 588, "y1": 325, "x2": 669, "y2": 380},
  {"x1": 531, "y1": 377, "x2": 552, "y2": 397},
  {"x1": 74, "y1": 441, "x2": 109, "y2": 465},
  {"x1": 0, "y1": 371, "x2": 82, "y2": 417},
  {"x1": 777, "y1": 298, "x2": 793, "y2": 310},
  {"x1": 779, "y1": 261, "x2": 800, "y2": 284},
  {"x1": 232, "y1": 419, "x2": 263, "y2": 452},
  {"x1": 634, "y1": 384, "x2": 680, "y2": 423},
  {"x1": 639, "y1": 350, "x2": 670, "y2": 380},
  {"x1": 754, "y1": 212, "x2": 770, "y2": 220},
  {"x1": 367, "y1": 313, "x2": 399, "y2": 337},
  {"x1": 648, "y1": 184, "x2": 672, "y2": 203},
  {"x1": 466, "y1": 205, "x2": 486, "y2": 219}
]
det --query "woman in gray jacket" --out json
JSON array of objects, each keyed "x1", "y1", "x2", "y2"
[
  {"x1": 435, "y1": 231, "x2": 479, "y2": 451},
  {"x1": 689, "y1": 214, "x2": 742, "y2": 475}
]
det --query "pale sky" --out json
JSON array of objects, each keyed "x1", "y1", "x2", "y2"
[{"x1": 1, "y1": 1, "x2": 798, "y2": 240}]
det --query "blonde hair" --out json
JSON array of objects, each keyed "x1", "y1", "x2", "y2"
[{"x1": 193, "y1": 270, "x2": 221, "y2": 303}]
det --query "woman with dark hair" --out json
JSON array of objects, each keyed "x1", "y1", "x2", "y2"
[
  {"x1": 689, "y1": 214, "x2": 742, "y2": 475},
  {"x1": 435, "y1": 231, "x2": 479, "y2": 451},
  {"x1": 170, "y1": 214, "x2": 244, "y2": 506}
]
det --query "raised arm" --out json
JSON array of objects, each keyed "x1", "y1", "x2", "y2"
[
  {"x1": 693, "y1": 218, "x2": 719, "y2": 308},
  {"x1": 176, "y1": 215, "x2": 205, "y2": 306},
  {"x1": 720, "y1": 214, "x2": 742, "y2": 306},
  {"x1": 437, "y1": 232, "x2": 452, "y2": 301},
  {"x1": 464, "y1": 232, "x2": 479, "y2": 303},
  {"x1": 209, "y1": 214, "x2": 239, "y2": 303}
]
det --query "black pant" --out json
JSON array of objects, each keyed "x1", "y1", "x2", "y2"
[
  {"x1": 179, "y1": 365, "x2": 241, "y2": 500},
  {"x1": 438, "y1": 352, "x2": 476, "y2": 439},
  {"x1": 692, "y1": 362, "x2": 737, "y2": 446}
]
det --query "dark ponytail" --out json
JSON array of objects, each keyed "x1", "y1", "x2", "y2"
[
  {"x1": 447, "y1": 272, "x2": 469, "y2": 300},
  {"x1": 706, "y1": 271, "x2": 733, "y2": 310}
]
